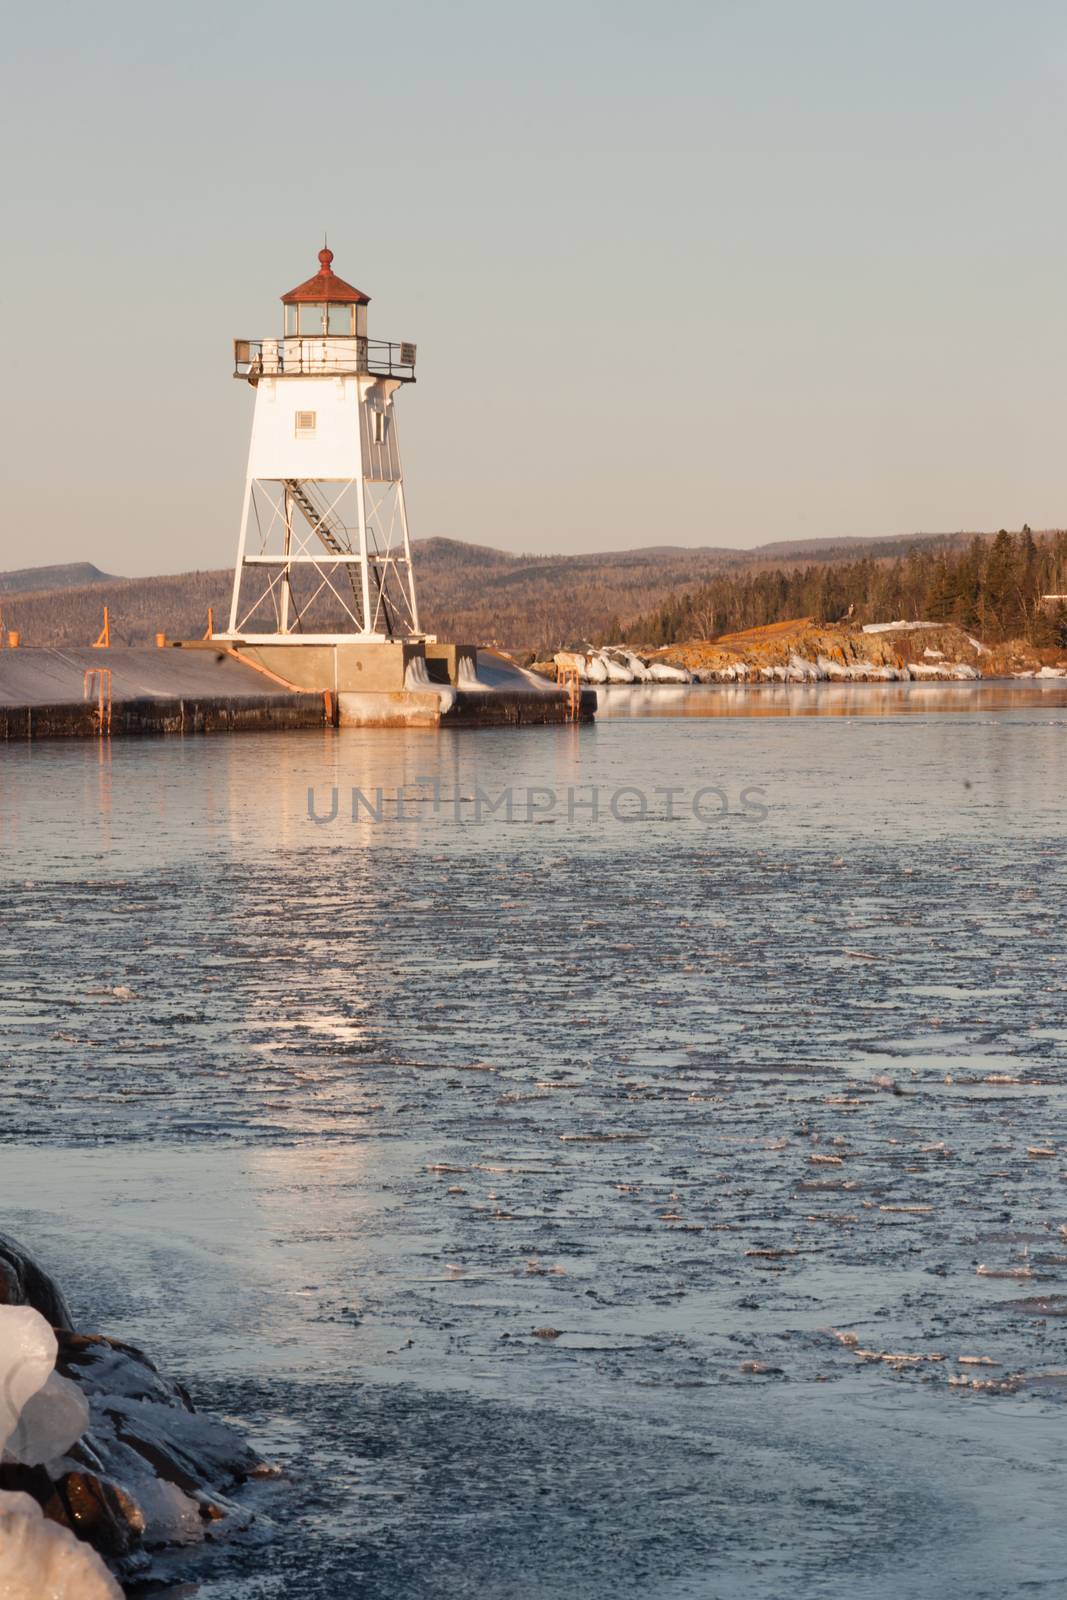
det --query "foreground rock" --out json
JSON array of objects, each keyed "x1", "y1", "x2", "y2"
[{"x1": 0, "y1": 1232, "x2": 271, "y2": 1590}]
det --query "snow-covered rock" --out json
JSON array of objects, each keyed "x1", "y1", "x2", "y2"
[
  {"x1": 0, "y1": 1492, "x2": 121, "y2": 1599},
  {"x1": 862, "y1": 620, "x2": 940, "y2": 634},
  {"x1": 602, "y1": 654, "x2": 634, "y2": 684},
  {"x1": 787, "y1": 654, "x2": 820, "y2": 681},
  {"x1": 0, "y1": 1307, "x2": 57, "y2": 1457},
  {"x1": 648, "y1": 662, "x2": 691, "y2": 683},
  {"x1": 552, "y1": 651, "x2": 588, "y2": 681},
  {"x1": 0, "y1": 1233, "x2": 268, "y2": 1588},
  {"x1": 623, "y1": 652, "x2": 651, "y2": 682},
  {"x1": 0, "y1": 1307, "x2": 121, "y2": 1598}
]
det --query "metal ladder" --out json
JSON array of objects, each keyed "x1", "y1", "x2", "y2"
[
  {"x1": 282, "y1": 479, "x2": 363, "y2": 625},
  {"x1": 282, "y1": 480, "x2": 395, "y2": 634}
]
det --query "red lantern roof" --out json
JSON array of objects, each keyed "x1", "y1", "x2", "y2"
[{"x1": 281, "y1": 248, "x2": 370, "y2": 305}]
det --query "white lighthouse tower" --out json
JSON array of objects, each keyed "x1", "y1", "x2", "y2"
[{"x1": 224, "y1": 248, "x2": 421, "y2": 642}]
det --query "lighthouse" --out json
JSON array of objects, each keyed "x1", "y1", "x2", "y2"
[{"x1": 225, "y1": 249, "x2": 420, "y2": 642}]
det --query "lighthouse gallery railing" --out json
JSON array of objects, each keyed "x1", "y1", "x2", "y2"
[{"x1": 233, "y1": 337, "x2": 416, "y2": 383}]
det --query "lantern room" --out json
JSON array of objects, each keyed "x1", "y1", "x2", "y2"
[
  {"x1": 281, "y1": 247, "x2": 369, "y2": 340},
  {"x1": 233, "y1": 247, "x2": 416, "y2": 383}
]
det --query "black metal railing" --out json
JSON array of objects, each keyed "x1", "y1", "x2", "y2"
[{"x1": 233, "y1": 336, "x2": 416, "y2": 382}]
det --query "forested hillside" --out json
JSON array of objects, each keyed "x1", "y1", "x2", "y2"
[
  {"x1": 1, "y1": 529, "x2": 1062, "y2": 655},
  {"x1": 629, "y1": 529, "x2": 1067, "y2": 649}
]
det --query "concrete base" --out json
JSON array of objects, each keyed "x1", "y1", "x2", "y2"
[
  {"x1": 219, "y1": 638, "x2": 597, "y2": 727},
  {"x1": 424, "y1": 642, "x2": 478, "y2": 685},
  {"x1": 230, "y1": 640, "x2": 420, "y2": 692},
  {"x1": 337, "y1": 685, "x2": 596, "y2": 728},
  {"x1": 338, "y1": 691, "x2": 447, "y2": 728}
]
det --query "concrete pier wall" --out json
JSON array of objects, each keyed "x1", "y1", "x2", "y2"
[
  {"x1": 0, "y1": 643, "x2": 595, "y2": 738},
  {"x1": 0, "y1": 647, "x2": 329, "y2": 739}
]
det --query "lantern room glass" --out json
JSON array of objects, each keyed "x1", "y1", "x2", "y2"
[
  {"x1": 284, "y1": 303, "x2": 357, "y2": 336},
  {"x1": 298, "y1": 303, "x2": 327, "y2": 335}
]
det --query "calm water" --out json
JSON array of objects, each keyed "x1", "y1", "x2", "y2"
[{"x1": 2, "y1": 683, "x2": 1066, "y2": 1598}]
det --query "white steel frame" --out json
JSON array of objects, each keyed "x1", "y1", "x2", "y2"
[{"x1": 222, "y1": 472, "x2": 421, "y2": 643}]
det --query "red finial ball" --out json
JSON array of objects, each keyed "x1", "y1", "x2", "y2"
[{"x1": 318, "y1": 247, "x2": 333, "y2": 272}]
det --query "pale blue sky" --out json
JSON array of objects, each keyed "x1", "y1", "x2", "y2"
[{"x1": 2, "y1": 0, "x2": 1065, "y2": 575}]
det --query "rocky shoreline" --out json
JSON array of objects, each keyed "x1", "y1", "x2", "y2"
[
  {"x1": 0, "y1": 1233, "x2": 269, "y2": 1596},
  {"x1": 534, "y1": 619, "x2": 1067, "y2": 687}
]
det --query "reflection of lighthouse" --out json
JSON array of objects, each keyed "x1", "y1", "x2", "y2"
[{"x1": 225, "y1": 249, "x2": 420, "y2": 642}]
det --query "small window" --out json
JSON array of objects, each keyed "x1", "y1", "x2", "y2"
[
  {"x1": 295, "y1": 411, "x2": 317, "y2": 436},
  {"x1": 328, "y1": 303, "x2": 353, "y2": 336},
  {"x1": 372, "y1": 410, "x2": 387, "y2": 444},
  {"x1": 284, "y1": 305, "x2": 298, "y2": 336},
  {"x1": 298, "y1": 303, "x2": 326, "y2": 335}
]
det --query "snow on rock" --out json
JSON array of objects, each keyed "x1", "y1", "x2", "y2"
[
  {"x1": 787, "y1": 654, "x2": 820, "y2": 682},
  {"x1": 552, "y1": 651, "x2": 588, "y2": 680},
  {"x1": 0, "y1": 1234, "x2": 269, "y2": 1585},
  {"x1": 861, "y1": 620, "x2": 940, "y2": 633},
  {"x1": 0, "y1": 1308, "x2": 57, "y2": 1456},
  {"x1": 0, "y1": 1307, "x2": 118, "y2": 1598},
  {"x1": 0, "y1": 1491, "x2": 122, "y2": 1600},
  {"x1": 602, "y1": 654, "x2": 634, "y2": 684},
  {"x1": 5, "y1": 1369, "x2": 89, "y2": 1468}
]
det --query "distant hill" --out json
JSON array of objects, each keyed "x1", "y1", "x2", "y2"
[
  {"x1": 744, "y1": 532, "x2": 976, "y2": 561},
  {"x1": 0, "y1": 529, "x2": 1051, "y2": 655},
  {"x1": 0, "y1": 562, "x2": 120, "y2": 595}
]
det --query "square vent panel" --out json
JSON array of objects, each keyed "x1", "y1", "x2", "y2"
[{"x1": 294, "y1": 410, "x2": 317, "y2": 435}]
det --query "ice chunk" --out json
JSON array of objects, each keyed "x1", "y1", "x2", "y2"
[
  {"x1": 5, "y1": 1371, "x2": 89, "y2": 1467},
  {"x1": 129, "y1": 1476, "x2": 204, "y2": 1545},
  {"x1": 0, "y1": 1307, "x2": 57, "y2": 1455},
  {"x1": 0, "y1": 1490, "x2": 122, "y2": 1599}
]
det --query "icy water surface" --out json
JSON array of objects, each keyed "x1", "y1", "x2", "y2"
[{"x1": 2, "y1": 691, "x2": 1067, "y2": 1598}]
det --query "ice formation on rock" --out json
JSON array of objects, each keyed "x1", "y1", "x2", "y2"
[{"x1": 0, "y1": 1307, "x2": 122, "y2": 1600}]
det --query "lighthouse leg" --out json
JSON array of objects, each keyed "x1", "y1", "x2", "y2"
[
  {"x1": 227, "y1": 476, "x2": 254, "y2": 635},
  {"x1": 396, "y1": 480, "x2": 420, "y2": 634},
  {"x1": 280, "y1": 485, "x2": 293, "y2": 634},
  {"x1": 353, "y1": 476, "x2": 373, "y2": 636}
]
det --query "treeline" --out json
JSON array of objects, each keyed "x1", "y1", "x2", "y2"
[
  {"x1": 628, "y1": 529, "x2": 1067, "y2": 648},
  {"x1": 5, "y1": 530, "x2": 1065, "y2": 656},
  {"x1": 1, "y1": 540, "x2": 849, "y2": 654}
]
